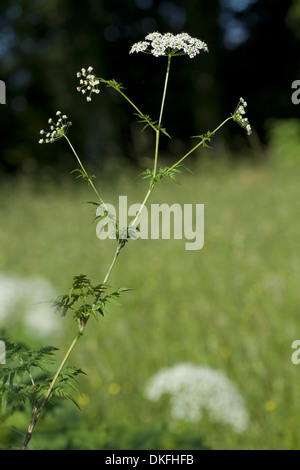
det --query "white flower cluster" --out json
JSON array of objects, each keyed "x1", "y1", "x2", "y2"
[
  {"x1": 233, "y1": 97, "x2": 252, "y2": 135},
  {"x1": 145, "y1": 363, "x2": 250, "y2": 433},
  {"x1": 76, "y1": 66, "x2": 100, "y2": 102},
  {"x1": 130, "y1": 32, "x2": 208, "y2": 59},
  {"x1": 39, "y1": 111, "x2": 71, "y2": 144},
  {"x1": 0, "y1": 273, "x2": 59, "y2": 337}
]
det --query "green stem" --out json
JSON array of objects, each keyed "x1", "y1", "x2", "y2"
[
  {"x1": 153, "y1": 55, "x2": 171, "y2": 178},
  {"x1": 21, "y1": 136, "x2": 113, "y2": 450},
  {"x1": 158, "y1": 55, "x2": 171, "y2": 127},
  {"x1": 130, "y1": 184, "x2": 154, "y2": 229},
  {"x1": 64, "y1": 135, "x2": 105, "y2": 206},
  {"x1": 21, "y1": 233, "x2": 121, "y2": 451},
  {"x1": 131, "y1": 117, "x2": 233, "y2": 230},
  {"x1": 21, "y1": 328, "x2": 84, "y2": 450},
  {"x1": 103, "y1": 242, "x2": 123, "y2": 284},
  {"x1": 165, "y1": 116, "x2": 233, "y2": 177},
  {"x1": 101, "y1": 79, "x2": 157, "y2": 133},
  {"x1": 102, "y1": 59, "x2": 172, "y2": 269},
  {"x1": 22, "y1": 67, "x2": 233, "y2": 450}
]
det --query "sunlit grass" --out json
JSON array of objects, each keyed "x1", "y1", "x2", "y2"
[{"x1": 0, "y1": 151, "x2": 300, "y2": 449}]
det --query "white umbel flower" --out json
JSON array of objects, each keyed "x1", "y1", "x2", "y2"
[
  {"x1": 130, "y1": 32, "x2": 208, "y2": 59},
  {"x1": 233, "y1": 97, "x2": 252, "y2": 135},
  {"x1": 76, "y1": 66, "x2": 100, "y2": 102},
  {"x1": 145, "y1": 363, "x2": 250, "y2": 433},
  {"x1": 38, "y1": 111, "x2": 71, "y2": 144}
]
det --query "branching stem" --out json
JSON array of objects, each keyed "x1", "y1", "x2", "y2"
[{"x1": 22, "y1": 58, "x2": 235, "y2": 450}]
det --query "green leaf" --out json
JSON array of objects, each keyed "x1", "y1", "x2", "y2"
[
  {"x1": 0, "y1": 339, "x2": 62, "y2": 421},
  {"x1": 1, "y1": 390, "x2": 8, "y2": 417},
  {"x1": 93, "y1": 210, "x2": 110, "y2": 225},
  {"x1": 86, "y1": 201, "x2": 99, "y2": 206},
  {"x1": 133, "y1": 113, "x2": 158, "y2": 133},
  {"x1": 104, "y1": 79, "x2": 125, "y2": 92},
  {"x1": 157, "y1": 125, "x2": 171, "y2": 139},
  {"x1": 191, "y1": 130, "x2": 213, "y2": 148},
  {"x1": 71, "y1": 168, "x2": 96, "y2": 183},
  {"x1": 117, "y1": 287, "x2": 134, "y2": 293},
  {"x1": 138, "y1": 168, "x2": 153, "y2": 180}
]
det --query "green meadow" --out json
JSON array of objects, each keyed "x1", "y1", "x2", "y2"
[{"x1": 1, "y1": 122, "x2": 300, "y2": 449}]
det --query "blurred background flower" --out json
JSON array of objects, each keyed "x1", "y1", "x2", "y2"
[
  {"x1": 145, "y1": 363, "x2": 250, "y2": 432},
  {"x1": 0, "y1": 273, "x2": 59, "y2": 338}
]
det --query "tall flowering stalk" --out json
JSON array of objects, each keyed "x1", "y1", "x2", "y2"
[{"x1": 21, "y1": 32, "x2": 252, "y2": 450}]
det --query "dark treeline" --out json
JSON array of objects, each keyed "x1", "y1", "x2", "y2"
[{"x1": 0, "y1": 0, "x2": 298, "y2": 174}]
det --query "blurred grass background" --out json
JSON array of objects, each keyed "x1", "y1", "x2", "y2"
[{"x1": 1, "y1": 119, "x2": 300, "y2": 449}]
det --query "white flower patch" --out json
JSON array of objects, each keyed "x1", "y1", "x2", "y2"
[
  {"x1": 145, "y1": 363, "x2": 250, "y2": 433},
  {"x1": 76, "y1": 66, "x2": 100, "y2": 102},
  {"x1": 0, "y1": 273, "x2": 59, "y2": 337},
  {"x1": 233, "y1": 97, "x2": 252, "y2": 135},
  {"x1": 39, "y1": 111, "x2": 71, "y2": 144},
  {"x1": 130, "y1": 32, "x2": 208, "y2": 59}
]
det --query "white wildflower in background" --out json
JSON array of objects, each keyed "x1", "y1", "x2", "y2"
[
  {"x1": 39, "y1": 111, "x2": 71, "y2": 144},
  {"x1": 145, "y1": 363, "x2": 250, "y2": 433},
  {"x1": 130, "y1": 32, "x2": 208, "y2": 58},
  {"x1": 76, "y1": 66, "x2": 100, "y2": 102},
  {"x1": 233, "y1": 97, "x2": 252, "y2": 135},
  {"x1": 0, "y1": 274, "x2": 59, "y2": 337}
]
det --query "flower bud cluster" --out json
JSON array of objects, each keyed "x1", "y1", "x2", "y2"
[
  {"x1": 76, "y1": 66, "x2": 100, "y2": 102},
  {"x1": 39, "y1": 111, "x2": 71, "y2": 144},
  {"x1": 233, "y1": 98, "x2": 252, "y2": 135}
]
